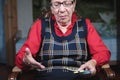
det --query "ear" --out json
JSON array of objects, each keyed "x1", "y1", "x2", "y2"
[
  {"x1": 74, "y1": 0, "x2": 76, "y2": 8},
  {"x1": 73, "y1": 0, "x2": 76, "y2": 12},
  {"x1": 50, "y1": 7, "x2": 54, "y2": 14}
]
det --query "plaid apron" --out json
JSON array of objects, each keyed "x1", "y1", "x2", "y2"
[{"x1": 36, "y1": 18, "x2": 91, "y2": 80}]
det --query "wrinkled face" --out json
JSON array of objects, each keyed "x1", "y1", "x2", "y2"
[{"x1": 50, "y1": 0, "x2": 76, "y2": 26}]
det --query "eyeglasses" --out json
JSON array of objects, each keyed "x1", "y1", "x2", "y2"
[{"x1": 50, "y1": 0, "x2": 75, "y2": 9}]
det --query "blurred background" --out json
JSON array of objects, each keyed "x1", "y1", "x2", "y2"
[{"x1": 0, "y1": 0, "x2": 120, "y2": 80}]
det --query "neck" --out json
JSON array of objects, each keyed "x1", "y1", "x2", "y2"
[
  {"x1": 57, "y1": 21, "x2": 71, "y2": 33},
  {"x1": 57, "y1": 20, "x2": 71, "y2": 27}
]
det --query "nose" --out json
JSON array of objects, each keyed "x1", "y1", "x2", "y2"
[{"x1": 58, "y1": 4, "x2": 66, "y2": 13}]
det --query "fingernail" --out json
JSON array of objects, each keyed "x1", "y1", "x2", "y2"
[
  {"x1": 41, "y1": 65, "x2": 45, "y2": 69},
  {"x1": 26, "y1": 48, "x2": 29, "y2": 51},
  {"x1": 25, "y1": 48, "x2": 30, "y2": 55}
]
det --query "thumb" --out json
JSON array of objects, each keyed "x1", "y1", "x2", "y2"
[
  {"x1": 25, "y1": 48, "x2": 32, "y2": 56},
  {"x1": 35, "y1": 62, "x2": 45, "y2": 69}
]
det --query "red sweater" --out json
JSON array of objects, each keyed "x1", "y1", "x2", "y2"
[{"x1": 15, "y1": 14, "x2": 110, "y2": 70}]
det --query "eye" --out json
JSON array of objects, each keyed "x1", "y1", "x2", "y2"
[
  {"x1": 64, "y1": 1, "x2": 73, "y2": 6},
  {"x1": 53, "y1": 2, "x2": 60, "y2": 7}
]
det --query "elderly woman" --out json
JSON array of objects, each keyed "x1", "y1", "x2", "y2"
[{"x1": 15, "y1": 0, "x2": 110, "y2": 80}]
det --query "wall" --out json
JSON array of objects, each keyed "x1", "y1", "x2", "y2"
[
  {"x1": 117, "y1": 0, "x2": 120, "y2": 60},
  {"x1": 0, "y1": 0, "x2": 6, "y2": 63},
  {"x1": 17, "y1": 0, "x2": 33, "y2": 38},
  {"x1": 103, "y1": 38, "x2": 117, "y2": 60}
]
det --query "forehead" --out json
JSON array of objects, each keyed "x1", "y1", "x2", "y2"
[{"x1": 51, "y1": 0, "x2": 71, "y2": 2}]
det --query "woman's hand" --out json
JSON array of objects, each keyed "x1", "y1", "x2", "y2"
[
  {"x1": 78, "y1": 59, "x2": 97, "y2": 75},
  {"x1": 23, "y1": 48, "x2": 45, "y2": 69}
]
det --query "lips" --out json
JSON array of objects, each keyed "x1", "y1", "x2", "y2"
[{"x1": 59, "y1": 16, "x2": 67, "y2": 19}]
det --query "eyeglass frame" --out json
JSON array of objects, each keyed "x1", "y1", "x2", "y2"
[{"x1": 50, "y1": 0, "x2": 75, "y2": 9}]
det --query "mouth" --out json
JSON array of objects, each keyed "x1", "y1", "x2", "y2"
[{"x1": 59, "y1": 16, "x2": 67, "y2": 20}]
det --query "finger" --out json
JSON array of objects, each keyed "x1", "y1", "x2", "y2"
[
  {"x1": 23, "y1": 48, "x2": 33, "y2": 65},
  {"x1": 78, "y1": 64, "x2": 86, "y2": 71},
  {"x1": 25, "y1": 48, "x2": 31, "y2": 56},
  {"x1": 35, "y1": 62, "x2": 45, "y2": 69},
  {"x1": 31, "y1": 62, "x2": 45, "y2": 69},
  {"x1": 89, "y1": 68, "x2": 96, "y2": 75},
  {"x1": 25, "y1": 48, "x2": 45, "y2": 69}
]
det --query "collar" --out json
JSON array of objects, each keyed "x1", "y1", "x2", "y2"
[
  {"x1": 51, "y1": 12, "x2": 78, "y2": 37},
  {"x1": 52, "y1": 12, "x2": 78, "y2": 29}
]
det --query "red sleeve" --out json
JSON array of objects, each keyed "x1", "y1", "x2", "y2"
[
  {"x1": 86, "y1": 19, "x2": 111, "y2": 66},
  {"x1": 15, "y1": 19, "x2": 42, "y2": 70}
]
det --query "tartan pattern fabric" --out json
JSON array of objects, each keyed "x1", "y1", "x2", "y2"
[{"x1": 38, "y1": 18, "x2": 88, "y2": 68}]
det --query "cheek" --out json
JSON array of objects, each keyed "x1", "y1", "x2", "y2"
[
  {"x1": 68, "y1": 8, "x2": 74, "y2": 16},
  {"x1": 52, "y1": 11, "x2": 58, "y2": 19},
  {"x1": 70, "y1": 4, "x2": 76, "y2": 13},
  {"x1": 51, "y1": 8, "x2": 58, "y2": 15},
  {"x1": 51, "y1": 10, "x2": 60, "y2": 20},
  {"x1": 71, "y1": 6, "x2": 75, "y2": 13}
]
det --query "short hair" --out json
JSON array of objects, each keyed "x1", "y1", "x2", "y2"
[{"x1": 48, "y1": 0, "x2": 51, "y2": 3}]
